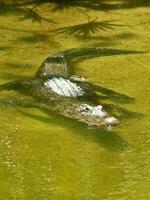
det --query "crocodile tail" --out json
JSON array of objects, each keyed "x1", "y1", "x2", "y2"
[{"x1": 35, "y1": 47, "x2": 142, "y2": 79}]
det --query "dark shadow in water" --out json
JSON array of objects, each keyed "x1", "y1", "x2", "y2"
[
  {"x1": 20, "y1": 8, "x2": 42, "y2": 22},
  {"x1": 18, "y1": 33, "x2": 50, "y2": 43},
  {"x1": 16, "y1": 33, "x2": 59, "y2": 47},
  {"x1": 21, "y1": 109, "x2": 129, "y2": 152},
  {"x1": 0, "y1": 1, "x2": 146, "y2": 45},
  {"x1": 55, "y1": 20, "x2": 124, "y2": 38},
  {"x1": 0, "y1": 25, "x2": 45, "y2": 33},
  {"x1": 50, "y1": 0, "x2": 150, "y2": 12},
  {"x1": 0, "y1": 1, "x2": 56, "y2": 23},
  {"x1": 0, "y1": 72, "x2": 31, "y2": 81},
  {"x1": 19, "y1": 8, "x2": 56, "y2": 23},
  {"x1": 0, "y1": 2, "x2": 24, "y2": 16},
  {"x1": 0, "y1": 96, "x2": 38, "y2": 108},
  {"x1": 111, "y1": 33, "x2": 137, "y2": 40},
  {"x1": 56, "y1": 2, "x2": 106, "y2": 12},
  {"x1": 83, "y1": 84, "x2": 135, "y2": 104},
  {"x1": 0, "y1": 77, "x2": 134, "y2": 105},
  {"x1": 88, "y1": 33, "x2": 137, "y2": 47},
  {"x1": 0, "y1": 25, "x2": 59, "y2": 48},
  {"x1": 0, "y1": 23, "x2": 134, "y2": 49},
  {"x1": 4, "y1": 62, "x2": 33, "y2": 69},
  {"x1": 119, "y1": 0, "x2": 150, "y2": 9},
  {"x1": 8, "y1": 0, "x2": 150, "y2": 9},
  {"x1": 0, "y1": 95, "x2": 129, "y2": 152},
  {"x1": 0, "y1": 46, "x2": 11, "y2": 51},
  {"x1": 0, "y1": 0, "x2": 149, "y2": 30},
  {"x1": 103, "y1": 103, "x2": 143, "y2": 121},
  {"x1": 0, "y1": 0, "x2": 149, "y2": 43}
]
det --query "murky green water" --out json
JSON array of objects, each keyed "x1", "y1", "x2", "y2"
[{"x1": 0, "y1": 1, "x2": 150, "y2": 199}]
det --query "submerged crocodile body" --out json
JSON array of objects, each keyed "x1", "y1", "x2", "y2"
[
  {"x1": 1, "y1": 48, "x2": 139, "y2": 128},
  {"x1": 9, "y1": 77, "x2": 118, "y2": 127}
]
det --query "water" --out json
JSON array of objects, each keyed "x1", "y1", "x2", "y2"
[{"x1": 0, "y1": 0, "x2": 150, "y2": 199}]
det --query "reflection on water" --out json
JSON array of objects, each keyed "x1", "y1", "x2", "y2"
[{"x1": 0, "y1": 0, "x2": 150, "y2": 200}]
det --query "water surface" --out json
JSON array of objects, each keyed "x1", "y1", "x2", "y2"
[{"x1": 0, "y1": 1, "x2": 150, "y2": 199}]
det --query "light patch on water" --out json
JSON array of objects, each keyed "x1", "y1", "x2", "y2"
[{"x1": 44, "y1": 77, "x2": 84, "y2": 97}]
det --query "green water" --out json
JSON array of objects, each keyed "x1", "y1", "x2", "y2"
[{"x1": 0, "y1": 1, "x2": 150, "y2": 199}]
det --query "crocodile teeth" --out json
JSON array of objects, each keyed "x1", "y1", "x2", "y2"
[{"x1": 44, "y1": 77, "x2": 84, "y2": 97}]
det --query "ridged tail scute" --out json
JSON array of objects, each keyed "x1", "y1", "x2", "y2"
[{"x1": 35, "y1": 54, "x2": 70, "y2": 79}]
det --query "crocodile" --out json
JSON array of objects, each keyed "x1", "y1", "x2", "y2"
[{"x1": 0, "y1": 48, "x2": 139, "y2": 128}]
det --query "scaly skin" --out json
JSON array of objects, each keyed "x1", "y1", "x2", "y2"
[
  {"x1": 0, "y1": 77, "x2": 119, "y2": 127},
  {"x1": 0, "y1": 48, "x2": 139, "y2": 127}
]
